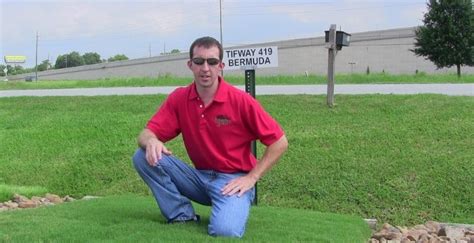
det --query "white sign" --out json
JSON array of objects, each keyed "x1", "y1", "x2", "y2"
[{"x1": 223, "y1": 46, "x2": 278, "y2": 70}]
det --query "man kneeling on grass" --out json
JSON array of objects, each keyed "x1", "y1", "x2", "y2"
[{"x1": 132, "y1": 36, "x2": 288, "y2": 238}]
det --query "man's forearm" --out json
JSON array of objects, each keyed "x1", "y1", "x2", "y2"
[
  {"x1": 138, "y1": 129, "x2": 159, "y2": 149},
  {"x1": 248, "y1": 135, "x2": 288, "y2": 181}
]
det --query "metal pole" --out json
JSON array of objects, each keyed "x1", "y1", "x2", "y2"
[
  {"x1": 327, "y1": 24, "x2": 336, "y2": 108},
  {"x1": 35, "y1": 31, "x2": 38, "y2": 81},
  {"x1": 219, "y1": 0, "x2": 224, "y2": 77},
  {"x1": 219, "y1": 0, "x2": 223, "y2": 47},
  {"x1": 245, "y1": 69, "x2": 257, "y2": 205}
]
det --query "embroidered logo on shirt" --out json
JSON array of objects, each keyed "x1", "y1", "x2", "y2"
[{"x1": 215, "y1": 115, "x2": 231, "y2": 127}]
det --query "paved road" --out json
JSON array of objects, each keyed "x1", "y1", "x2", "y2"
[{"x1": 0, "y1": 84, "x2": 473, "y2": 97}]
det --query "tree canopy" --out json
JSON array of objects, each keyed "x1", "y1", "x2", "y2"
[
  {"x1": 83, "y1": 52, "x2": 102, "y2": 65},
  {"x1": 55, "y1": 52, "x2": 85, "y2": 69},
  {"x1": 36, "y1": 59, "x2": 52, "y2": 71},
  {"x1": 107, "y1": 54, "x2": 129, "y2": 62},
  {"x1": 412, "y1": 0, "x2": 474, "y2": 77}
]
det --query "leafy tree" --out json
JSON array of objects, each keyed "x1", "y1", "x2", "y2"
[
  {"x1": 0, "y1": 65, "x2": 6, "y2": 76},
  {"x1": 11, "y1": 65, "x2": 24, "y2": 75},
  {"x1": 412, "y1": 0, "x2": 474, "y2": 77},
  {"x1": 55, "y1": 54, "x2": 67, "y2": 69},
  {"x1": 161, "y1": 49, "x2": 181, "y2": 56},
  {"x1": 107, "y1": 54, "x2": 128, "y2": 62},
  {"x1": 170, "y1": 49, "x2": 180, "y2": 54},
  {"x1": 54, "y1": 52, "x2": 85, "y2": 69},
  {"x1": 83, "y1": 52, "x2": 102, "y2": 65},
  {"x1": 37, "y1": 59, "x2": 52, "y2": 71},
  {"x1": 1, "y1": 63, "x2": 42, "y2": 76},
  {"x1": 67, "y1": 51, "x2": 85, "y2": 67}
]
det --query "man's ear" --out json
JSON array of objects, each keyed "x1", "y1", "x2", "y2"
[
  {"x1": 219, "y1": 61, "x2": 225, "y2": 70},
  {"x1": 187, "y1": 60, "x2": 192, "y2": 69}
]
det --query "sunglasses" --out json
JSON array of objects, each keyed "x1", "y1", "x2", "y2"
[{"x1": 192, "y1": 57, "x2": 220, "y2": 66}]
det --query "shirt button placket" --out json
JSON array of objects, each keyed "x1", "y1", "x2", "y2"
[{"x1": 198, "y1": 101, "x2": 206, "y2": 123}]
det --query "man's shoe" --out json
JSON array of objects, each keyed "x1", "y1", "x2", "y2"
[{"x1": 168, "y1": 214, "x2": 200, "y2": 224}]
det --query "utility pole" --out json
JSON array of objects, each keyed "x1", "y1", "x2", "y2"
[
  {"x1": 219, "y1": 0, "x2": 224, "y2": 77},
  {"x1": 35, "y1": 31, "x2": 38, "y2": 81},
  {"x1": 219, "y1": 0, "x2": 223, "y2": 48},
  {"x1": 327, "y1": 24, "x2": 337, "y2": 108}
]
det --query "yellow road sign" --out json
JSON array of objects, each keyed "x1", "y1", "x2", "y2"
[{"x1": 4, "y1": 56, "x2": 27, "y2": 63}]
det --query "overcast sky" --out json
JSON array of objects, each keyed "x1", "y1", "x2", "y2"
[{"x1": 1, "y1": 0, "x2": 427, "y2": 67}]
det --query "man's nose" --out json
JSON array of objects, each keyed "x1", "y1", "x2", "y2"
[{"x1": 201, "y1": 62, "x2": 210, "y2": 70}]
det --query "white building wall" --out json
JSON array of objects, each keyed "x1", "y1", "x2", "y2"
[{"x1": 8, "y1": 27, "x2": 474, "y2": 81}]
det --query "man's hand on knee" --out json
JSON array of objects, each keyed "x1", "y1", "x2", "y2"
[
  {"x1": 221, "y1": 175, "x2": 257, "y2": 197},
  {"x1": 145, "y1": 138, "x2": 172, "y2": 166}
]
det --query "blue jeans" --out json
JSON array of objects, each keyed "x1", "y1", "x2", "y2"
[{"x1": 132, "y1": 148, "x2": 255, "y2": 238}]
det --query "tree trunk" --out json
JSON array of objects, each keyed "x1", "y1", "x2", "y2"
[{"x1": 457, "y1": 64, "x2": 461, "y2": 78}]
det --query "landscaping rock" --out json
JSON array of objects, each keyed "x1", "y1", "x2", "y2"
[
  {"x1": 12, "y1": 194, "x2": 29, "y2": 203},
  {"x1": 45, "y1": 193, "x2": 63, "y2": 204},
  {"x1": 82, "y1": 195, "x2": 100, "y2": 200},
  {"x1": 4, "y1": 201, "x2": 18, "y2": 209},
  {"x1": 18, "y1": 199, "x2": 37, "y2": 208},
  {"x1": 365, "y1": 218, "x2": 378, "y2": 230},
  {"x1": 64, "y1": 195, "x2": 75, "y2": 202},
  {"x1": 0, "y1": 194, "x2": 82, "y2": 212},
  {"x1": 405, "y1": 229, "x2": 428, "y2": 241},
  {"x1": 369, "y1": 221, "x2": 474, "y2": 243},
  {"x1": 372, "y1": 223, "x2": 403, "y2": 241},
  {"x1": 0, "y1": 193, "x2": 105, "y2": 213},
  {"x1": 440, "y1": 226, "x2": 466, "y2": 239},
  {"x1": 425, "y1": 221, "x2": 442, "y2": 234}
]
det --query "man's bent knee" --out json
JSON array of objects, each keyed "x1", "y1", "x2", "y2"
[{"x1": 209, "y1": 221, "x2": 245, "y2": 238}]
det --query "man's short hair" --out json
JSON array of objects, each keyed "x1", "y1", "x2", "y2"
[{"x1": 189, "y1": 36, "x2": 223, "y2": 61}]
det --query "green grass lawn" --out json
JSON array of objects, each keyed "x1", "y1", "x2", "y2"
[
  {"x1": 0, "y1": 94, "x2": 472, "y2": 228},
  {"x1": 0, "y1": 195, "x2": 371, "y2": 242},
  {"x1": 0, "y1": 184, "x2": 48, "y2": 202},
  {"x1": 0, "y1": 73, "x2": 473, "y2": 90}
]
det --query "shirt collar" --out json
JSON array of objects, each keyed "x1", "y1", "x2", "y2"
[{"x1": 188, "y1": 76, "x2": 229, "y2": 103}]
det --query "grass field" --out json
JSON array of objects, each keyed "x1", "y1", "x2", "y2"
[
  {"x1": 1, "y1": 73, "x2": 473, "y2": 90},
  {"x1": 0, "y1": 184, "x2": 48, "y2": 202},
  {"x1": 0, "y1": 195, "x2": 371, "y2": 242},
  {"x1": 0, "y1": 94, "x2": 472, "y2": 228}
]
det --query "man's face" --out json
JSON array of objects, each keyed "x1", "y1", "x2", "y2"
[{"x1": 187, "y1": 45, "x2": 224, "y2": 89}]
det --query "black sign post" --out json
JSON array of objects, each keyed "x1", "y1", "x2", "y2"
[
  {"x1": 224, "y1": 46, "x2": 279, "y2": 206},
  {"x1": 245, "y1": 69, "x2": 257, "y2": 205}
]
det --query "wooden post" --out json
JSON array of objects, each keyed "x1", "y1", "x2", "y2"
[{"x1": 327, "y1": 24, "x2": 337, "y2": 108}]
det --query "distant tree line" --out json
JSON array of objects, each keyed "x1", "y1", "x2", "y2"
[
  {"x1": 1, "y1": 48, "x2": 184, "y2": 77},
  {"x1": 0, "y1": 52, "x2": 130, "y2": 77},
  {"x1": 54, "y1": 52, "x2": 129, "y2": 69}
]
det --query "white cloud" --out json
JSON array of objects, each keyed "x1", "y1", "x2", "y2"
[
  {"x1": 267, "y1": 0, "x2": 425, "y2": 32},
  {"x1": 1, "y1": 1, "x2": 198, "y2": 42}
]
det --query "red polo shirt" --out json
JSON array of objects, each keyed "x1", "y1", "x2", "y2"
[{"x1": 146, "y1": 77, "x2": 284, "y2": 173}]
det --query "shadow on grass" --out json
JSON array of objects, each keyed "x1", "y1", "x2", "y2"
[{"x1": 0, "y1": 195, "x2": 371, "y2": 242}]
